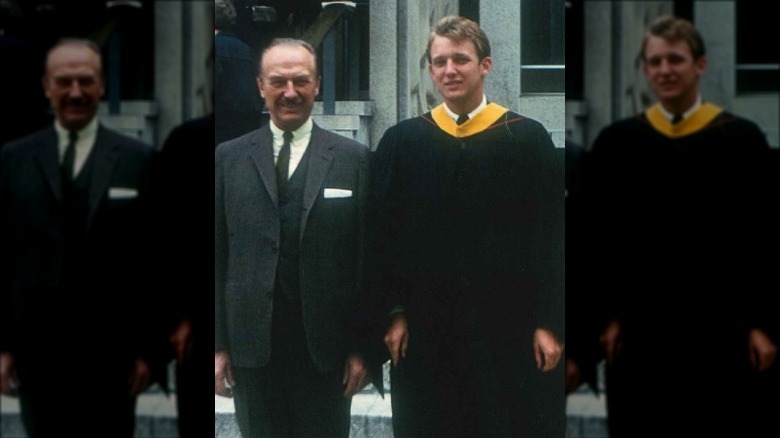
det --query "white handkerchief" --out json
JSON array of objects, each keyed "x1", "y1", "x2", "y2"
[
  {"x1": 109, "y1": 187, "x2": 138, "y2": 199},
  {"x1": 323, "y1": 188, "x2": 352, "y2": 199}
]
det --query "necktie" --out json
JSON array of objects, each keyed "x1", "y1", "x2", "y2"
[
  {"x1": 456, "y1": 114, "x2": 470, "y2": 125},
  {"x1": 62, "y1": 130, "x2": 78, "y2": 184},
  {"x1": 276, "y1": 131, "x2": 293, "y2": 191},
  {"x1": 671, "y1": 113, "x2": 683, "y2": 125}
]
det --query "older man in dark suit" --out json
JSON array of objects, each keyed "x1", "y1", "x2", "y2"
[
  {"x1": 0, "y1": 39, "x2": 159, "y2": 437},
  {"x1": 214, "y1": 38, "x2": 371, "y2": 438}
]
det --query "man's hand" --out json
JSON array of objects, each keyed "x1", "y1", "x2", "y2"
[
  {"x1": 342, "y1": 354, "x2": 370, "y2": 398},
  {"x1": 384, "y1": 314, "x2": 409, "y2": 366},
  {"x1": 600, "y1": 318, "x2": 622, "y2": 363},
  {"x1": 215, "y1": 350, "x2": 236, "y2": 398},
  {"x1": 170, "y1": 319, "x2": 194, "y2": 363},
  {"x1": 0, "y1": 352, "x2": 19, "y2": 396},
  {"x1": 534, "y1": 328, "x2": 563, "y2": 372},
  {"x1": 565, "y1": 357, "x2": 582, "y2": 394},
  {"x1": 749, "y1": 328, "x2": 777, "y2": 372},
  {"x1": 128, "y1": 357, "x2": 152, "y2": 396}
]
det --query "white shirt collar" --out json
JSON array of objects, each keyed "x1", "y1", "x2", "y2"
[
  {"x1": 444, "y1": 95, "x2": 488, "y2": 122},
  {"x1": 269, "y1": 117, "x2": 313, "y2": 141},
  {"x1": 54, "y1": 117, "x2": 99, "y2": 178},
  {"x1": 54, "y1": 116, "x2": 99, "y2": 143},
  {"x1": 659, "y1": 95, "x2": 702, "y2": 122}
]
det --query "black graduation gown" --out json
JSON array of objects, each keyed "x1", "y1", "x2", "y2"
[{"x1": 371, "y1": 105, "x2": 564, "y2": 437}]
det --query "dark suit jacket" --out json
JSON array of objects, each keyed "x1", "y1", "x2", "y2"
[
  {"x1": 215, "y1": 123, "x2": 370, "y2": 374},
  {"x1": 0, "y1": 124, "x2": 161, "y2": 373}
]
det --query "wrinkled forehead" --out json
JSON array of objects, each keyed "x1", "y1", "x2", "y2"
[
  {"x1": 46, "y1": 45, "x2": 102, "y2": 78},
  {"x1": 261, "y1": 45, "x2": 317, "y2": 78}
]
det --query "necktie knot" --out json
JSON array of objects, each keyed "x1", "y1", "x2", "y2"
[
  {"x1": 283, "y1": 131, "x2": 294, "y2": 142},
  {"x1": 671, "y1": 113, "x2": 683, "y2": 125},
  {"x1": 456, "y1": 114, "x2": 470, "y2": 125}
]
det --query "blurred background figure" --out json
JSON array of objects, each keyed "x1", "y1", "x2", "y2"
[
  {"x1": 563, "y1": 139, "x2": 601, "y2": 398},
  {"x1": 215, "y1": 0, "x2": 262, "y2": 144},
  {"x1": 232, "y1": 0, "x2": 321, "y2": 56},
  {"x1": 155, "y1": 42, "x2": 216, "y2": 438},
  {"x1": 0, "y1": 0, "x2": 50, "y2": 148}
]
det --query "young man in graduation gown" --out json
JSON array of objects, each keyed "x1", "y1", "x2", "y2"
[
  {"x1": 371, "y1": 16, "x2": 564, "y2": 437},
  {"x1": 587, "y1": 15, "x2": 776, "y2": 437}
]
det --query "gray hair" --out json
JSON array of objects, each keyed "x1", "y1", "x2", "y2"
[
  {"x1": 46, "y1": 38, "x2": 103, "y2": 74},
  {"x1": 260, "y1": 38, "x2": 319, "y2": 77}
]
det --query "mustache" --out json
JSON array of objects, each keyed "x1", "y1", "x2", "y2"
[
  {"x1": 64, "y1": 98, "x2": 91, "y2": 106},
  {"x1": 279, "y1": 97, "x2": 303, "y2": 106}
]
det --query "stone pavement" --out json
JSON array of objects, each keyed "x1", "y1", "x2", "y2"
[
  {"x1": 566, "y1": 360, "x2": 609, "y2": 437},
  {"x1": 215, "y1": 359, "x2": 610, "y2": 438},
  {"x1": 565, "y1": 384, "x2": 609, "y2": 437},
  {"x1": 3, "y1": 361, "x2": 609, "y2": 437},
  {"x1": 1, "y1": 385, "x2": 179, "y2": 438},
  {"x1": 216, "y1": 383, "x2": 609, "y2": 438},
  {"x1": 215, "y1": 385, "x2": 394, "y2": 438},
  {"x1": 216, "y1": 362, "x2": 395, "y2": 438}
]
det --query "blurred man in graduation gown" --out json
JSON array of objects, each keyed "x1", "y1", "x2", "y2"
[{"x1": 587, "y1": 15, "x2": 775, "y2": 437}]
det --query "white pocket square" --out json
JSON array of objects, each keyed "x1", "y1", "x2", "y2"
[
  {"x1": 108, "y1": 187, "x2": 138, "y2": 199},
  {"x1": 323, "y1": 188, "x2": 352, "y2": 199}
]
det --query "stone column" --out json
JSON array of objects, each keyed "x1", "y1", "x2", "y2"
[
  {"x1": 154, "y1": 1, "x2": 212, "y2": 148},
  {"x1": 154, "y1": 1, "x2": 184, "y2": 148},
  {"x1": 369, "y1": 0, "x2": 398, "y2": 150},
  {"x1": 481, "y1": 0, "x2": 520, "y2": 113},
  {"x1": 695, "y1": 0, "x2": 735, "y2": 110}
]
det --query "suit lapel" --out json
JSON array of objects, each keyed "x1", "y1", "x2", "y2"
[
  {"x1": 248, "y1": 127, "x2": 279, "y2": 206},
  {"x1": 33, "y1": 127, "x2": 63, "y2": 203},
  {"x1": 300, "y1": 124, "x2": 334, "y2": 240},
  {"x1": 87, "y1": 126, "x2": 119, "y2": 229}
]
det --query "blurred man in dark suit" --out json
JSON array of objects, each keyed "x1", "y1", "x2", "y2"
[
  {"x1": 156, "y1": 111, "x2": 214, "y2": 437},
  {"x1": 0, "y1": 38, "x2": 161, "y2": 437}
]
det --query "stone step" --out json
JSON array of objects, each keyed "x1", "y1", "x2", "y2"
[
  {"x1": 4, "y1": 362, "x2": 608, "y2": 438},
  {"x1": 565, "y1": 360, "x2": 609, "y2": 437},
  {"x1": 215, "y1": 385, "x2": 394, "y2": 438},
  {"x1": 565, "y1": 386, "x2": 608, "y2": 438},
  {"x1": 3, "y1": 390, "x2": 612, "y2": 438},
  {"x1": 1, "y1": 387, "x2": 179, "y2": 438}
]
